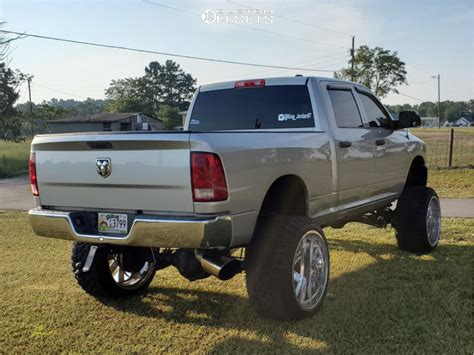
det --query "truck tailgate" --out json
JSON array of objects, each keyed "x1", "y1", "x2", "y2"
[{"x1": 32, "y1": 133, "x2": 193, "y2": 212}]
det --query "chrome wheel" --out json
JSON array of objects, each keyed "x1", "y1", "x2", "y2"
[
  {"x1": 426, "y1": 196, "x2": 441, "y2": 246},
  {"x1": 292, "y1": 230, "x2": 329, "y2": 311},
  {"x1": 107, "y1": 253, "x2": 155, "y2": 290}
]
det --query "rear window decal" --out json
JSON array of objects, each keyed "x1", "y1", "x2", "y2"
[{"x1": 278, "y1": 113, "x2": 312, "y2": 122}]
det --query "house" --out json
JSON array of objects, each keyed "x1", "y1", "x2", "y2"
[
  {"x1": 420, "y1": 117, "x2": 439, "y2": 128},
  {"x1": 179, "y1": 110, "x2": 188, "y2": 126},
  {"x1": 452, "y1": 116, "x2": 474, "y2": 127},
  {"x1": 49, "y1": 113, "x2": 163, "y2": 134}
]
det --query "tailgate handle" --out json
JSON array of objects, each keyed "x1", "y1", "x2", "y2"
[
  {"x1": 339, "y1": 141, "x2": 352, "y2": 148},
  {"x1": 375, "y1": 139, "x2": 386, "y2": 146}
]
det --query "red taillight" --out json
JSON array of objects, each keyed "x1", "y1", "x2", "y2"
[
  {"x1": 29, "y1": 152, "x2": 39, "y2": 196},
  {"x1": 191, "y1": 152, "x2": 228, "y2": 202},
  {"x1": 235, "y1": 79, "x2": 265, "y2": 88}
]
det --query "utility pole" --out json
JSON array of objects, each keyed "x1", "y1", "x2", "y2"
[
  {"x1": 432, "y1": 74, "x2": 441, "y2": 128},
  {"x1": 350, "y1": 36, "x2": 355, "y2": 82},
  {"x1": 437, "y1": 74, "x2": 441, "y2": 128},
  {"x1": 27, "y1": 76, "x2": 33, "y2": 137}
]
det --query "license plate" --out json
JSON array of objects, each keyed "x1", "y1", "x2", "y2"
[{"x1": 98, "y1": 213, "x2": 128, "y2": 234}]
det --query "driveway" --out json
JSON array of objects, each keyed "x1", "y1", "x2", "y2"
[
  {"x1": 1, "y1": 176, "x2": 473, "y2": 218},
  {"x1": 439, "y1": 199, "x2": 474, "y2": 218},
  {"x1": 0, "y1": 176, "x2": 33, "y2": 211}
]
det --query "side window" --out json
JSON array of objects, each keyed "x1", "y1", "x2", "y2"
[
  {"x1": 358, "y1": 93, "x2": 392, "y2": 128},
  {"x1": 328, "y1": 89, "x2": 363, "y2": 128}
]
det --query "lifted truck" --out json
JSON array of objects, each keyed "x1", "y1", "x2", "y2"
[{"x1": 28, "y1": 76, "x2": 441, "y2": 320}]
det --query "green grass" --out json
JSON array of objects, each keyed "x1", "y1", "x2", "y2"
[
  {"x1": 0, "y1": 212, "x2": 472, "y2": 353},
  {"x1": 428, "y1": 168, "x2": 474, "y2": 198},
  {"x1": 0, "y1": 140, "x2": 31, "y2": 178}
]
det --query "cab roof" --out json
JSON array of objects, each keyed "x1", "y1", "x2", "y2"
[{"x1": 198, "y1": 76, "x2": 369, "y2": 93}]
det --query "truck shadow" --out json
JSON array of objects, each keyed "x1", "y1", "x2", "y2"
[{"x1": 101, "y1": 239, "x2": 472, "y2": 353}]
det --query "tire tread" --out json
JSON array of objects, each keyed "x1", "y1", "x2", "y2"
[
  {"x1": 392, "y1": 187, "x2": 440, "y2": 254},
  {"x1": 71, "y1": 242, "x2": 154, "y2": 298},
  {"x1": 246, "y1": 215, "x2": 329, "y2": 320}
]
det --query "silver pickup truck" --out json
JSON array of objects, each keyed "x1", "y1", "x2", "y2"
[{"x1": 28, "y1": 76, "x2": 441, "y2": 320}]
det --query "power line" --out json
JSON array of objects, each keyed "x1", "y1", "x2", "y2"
[
  {"x1": 269, "y1": 58, "x2": 349, "y2": 77},
  {"x1": 407, "y1": 79, "x2": 432, "y2": 85},
  {"x1": 406, "y1": 64, "x2": 435, "y2": 78},
  {"x1": 299, "y1": 52, "x2": 350, "y2": 67},
  {"x1": 228, "y1": 0, "x2": 353, "y2": 37},
  {"x1": 217, "y1": 1, "x2": 439, "y2": 84},
  {"x1": 395, "y1": 92, "x2": 428, "y2": 102},
  {"x1": 143, "y1": 0, "x2": 348, "y2": 49},
  {"x1": 224, "y1": 52, "x2": 347, "y2": 78},
  {"x1": 317, "y1": 59, "x2": 349, "y2": 70},
  {"x1": 31, "y1": 82, "x2": 89, "y2": 99},
  {"x1": 231, "y1": 1, "x2": 436, "y2": 82},
  {"x1": 221, "y1": 51, "x2": 349, "y2": 80},
  {"x1": 0, "y1": 29, "x2": 341, "y2": 73}
]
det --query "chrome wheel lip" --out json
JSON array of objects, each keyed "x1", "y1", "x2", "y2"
[
  {"x1": 292, "y1": 230, "x2": 329, "y2": 311},
  {"x1": 426, "y1": 196, "x2": 441, "y2": 247},
  {"x1": 108, "y1": 254, "x2": 155, "y2": 290}
]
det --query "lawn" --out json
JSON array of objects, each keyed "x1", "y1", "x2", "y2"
[
  {"x1": 0, "y1": 140, "x2": 31, "y2": 178},
  {"x1": 428, "y1": 168, "x2": 474, "y2": 198},
  {"x1": 0, "y1": 212, "x2": 472, "y2": 353}
]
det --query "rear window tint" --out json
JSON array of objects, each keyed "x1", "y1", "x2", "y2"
[{"x1": 189, "y1": 85, "x2": 314, "y2": 130}]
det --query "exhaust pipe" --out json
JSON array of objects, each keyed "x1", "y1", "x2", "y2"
[{"x1": 195, "y1": 250, "x2": 242, "y2": 281}]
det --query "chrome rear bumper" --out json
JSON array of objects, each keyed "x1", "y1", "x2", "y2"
[{"x1": 28, "y1": 208, "x2": 232, "y2": 248}]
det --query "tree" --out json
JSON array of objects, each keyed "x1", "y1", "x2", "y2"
[
  {"x1": 158, "y1": 105, "x2": 182, "y2": 130},
  {"x1": 385, "y1": 103, "x2": 415, "y2": 114},
  {"x1": 335, "y1": 46, "x2": 407, "y2": 98},
  {"x1": 105, "y1": 60, "x2": 196, "y2": 117},
  {"x1": 104, "y1": 96, "x2": 146, "y2": 113},
  {"x1": 386, "y1": 100, "x2": 473, "y2": 124},
  {"x1": 40, "y1": 97, "x2": 106, "y2": 114},
  {"x1": 105, "y1": 77, "x2": 153, "y2": 113},
  {"x1": 417, "y1": 101, "x2": 436, "y2": 117},
  {"x1": 0, "y1": 21, "x2": 24, "y2": 61},
  {"x1": 1, "y1": 22, "x2": 24, "y2": 119},
  {"x1": 0, "y1": 62, "x2": 25, "y2": 137},
  {"x1": 1, "y1": 22, "x2": 27, "y2": 139},
  {"x1": 0, "y1": 63, "x2": 21, "y2": 115},
  {"x1": 468, "y1": 100, "x2": 474, "y2": 113},
  {"x1": 143, "y1": 60, "x2": 196, "y2": 111},
  {"x1": 33, "y1": 104, "x2": 68, "y2": 121}
]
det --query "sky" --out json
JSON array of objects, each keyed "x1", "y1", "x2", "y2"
[{"x1": 1, "y1": 0, "x2": 473, "y2": 106}]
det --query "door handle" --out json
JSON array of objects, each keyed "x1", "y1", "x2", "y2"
[
  {"x1": 375, "y1": 139, "x2": 386, "y2": 146},
  {"x1": 339, "y1": 141, "x2": 352, "y2": 148}
]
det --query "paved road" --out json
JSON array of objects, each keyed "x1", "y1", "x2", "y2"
[
  {"x1": 1, "y1": 176, "x2": 473, "y2": 217},
  {"x1": 439, "y1": 199, "x2": 474, "y2": 218},
  {"x1": 0, "y1": 176, "x2": 32, "y2": 211}
]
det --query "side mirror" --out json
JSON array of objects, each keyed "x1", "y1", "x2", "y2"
[{"x1": 397, "y1": 111, "x2": 421, "y2": 129}]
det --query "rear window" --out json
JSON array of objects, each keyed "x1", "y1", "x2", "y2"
[{"x1": 189, "y1": 85, "x2": 314, "y2": 130}]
